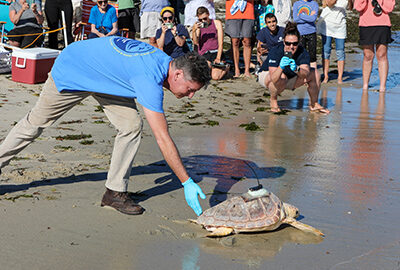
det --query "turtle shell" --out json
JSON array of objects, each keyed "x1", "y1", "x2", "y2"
[{"x1": 197, "y1": 191, "x2": 284, "y2": 232}]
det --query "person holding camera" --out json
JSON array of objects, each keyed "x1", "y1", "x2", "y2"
[
  {"x1": 88, "y1": 0, "x2": 119, "y2": 39},
  {"x1": 8, "y1": 0, "x2": 44, "y2": 48},
  {"x1": 256, "y1": 13, "x2": 284, "y2": 65},
  {"x1": 156, "y1": 7, "x2": 190, "y2": 58},
  {"x1": 354, "y1": 0, "x2": 395, "y2": 92},
  {"x1": 257, "y1": 22, "x2": 329, "y2": 114},
  {"x1": 192, "y1": 6, "x2": 229, "y2": 80}
]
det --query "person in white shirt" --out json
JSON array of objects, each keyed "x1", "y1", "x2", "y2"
[{"x1": 317, "y1": 0, "x2": 352, "y2": 83}]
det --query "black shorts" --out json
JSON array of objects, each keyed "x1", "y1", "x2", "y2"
[
  {"x1": 202, "y1": 51, "x2": 226, "y2": 63},
  {"x1": 7, "y1": 26, "x2": 44, "y2": 48},
  {"x1": 118, "y1": 7, "x2": 140, "y2": 33},
  {"x1": 300, "y1": 32, "x2": 317, "y2": 63},
  {"x1": 359, "y1": 26, "x2": 393, "y2": 45}
]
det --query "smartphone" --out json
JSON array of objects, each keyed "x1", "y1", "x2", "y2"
[{"x1": 284, "y1": 51, "x2": 292, "y2": 58}]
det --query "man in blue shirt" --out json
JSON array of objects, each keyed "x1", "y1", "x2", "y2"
[
  {"x1": 0, "y1": 37, "x2": 211, "y2": 217},
  {"x1": 257, "y1": 22, "x2": 329, "y2": 114},
  {"x1": 256, "y1": 13, "x2": 284, "y2": 65}
]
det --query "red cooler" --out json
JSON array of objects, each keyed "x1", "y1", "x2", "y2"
[{"x1": 12, "y1": 48, "x2": 60, "y2": 84}]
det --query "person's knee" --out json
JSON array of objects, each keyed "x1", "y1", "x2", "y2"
[
  {"x1": 119, "y1": 116, "x2": 143, "y2": 136},
  {"x1": 376, "y1": 49, "x2": 388, "y2": 61},
  {"x1": 242, "y1": 38, "x2": 251, "y2": 47},
  {"x1": 363, "y1": 50, "x2": 375, "y2": 61},
  {"x1": 231, "y1": 38, "x2": 240, "y2": 47}
]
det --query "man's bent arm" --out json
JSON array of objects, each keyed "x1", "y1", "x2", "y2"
[{"x1": 143, "y1": 107, "x2": 189, "y2": 183}]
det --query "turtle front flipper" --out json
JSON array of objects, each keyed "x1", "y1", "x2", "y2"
[
  {"x1": 207, "y1": 227, "x2": 234, "y2": 237},
  {"x1": 284, "y1": 218, "x2": 324, "y2": 237}
]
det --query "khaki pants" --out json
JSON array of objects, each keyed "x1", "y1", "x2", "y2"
[{"x1": 0, "y1": 74, "x2": 142, "y2": 192}]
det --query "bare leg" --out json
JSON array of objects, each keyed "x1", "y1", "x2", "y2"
[
  {"x1": 362, "y1": 45, "x2": 375, "y2": 91},
  {"x1": 375, "y1": 44, "x2": 388, "y2": 92},
  {"x1": 231, "y1": 38, "x2": 241, "y2": 77},
  {"x1": 310, "y1": 62, "x2": 320, "y2": 89},
  {"x1": 337, "y1": 60, "x2": 344, "y2": 84},
  {"x1": 322, "y1": 58, "x2": 330, "y2": 83},
  {"x1": 243, "y1": 38, "x2": 252, "y2": 77},
  {"x1": 266, "y1": 75, "x2": 286, "y2": 112},
  {"x1": 306, "y1": 69, "x2": 330, "y2": 114}
]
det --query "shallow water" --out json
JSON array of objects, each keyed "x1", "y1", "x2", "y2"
[{"x1": 154, "y1": 37, "x2": 400, "y2": 269}]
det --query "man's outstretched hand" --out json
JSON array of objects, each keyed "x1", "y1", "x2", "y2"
[{"x1": 182, "y1": 178, "x2": 206, "y2": 216}]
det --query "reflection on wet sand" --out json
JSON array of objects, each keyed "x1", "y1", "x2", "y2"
[
  {"x1": 197, "y1": 227, "x2": 322, "y2": 266},
  {"x1": 345, "y1": 91, "x2": 386, "y2": 205}
]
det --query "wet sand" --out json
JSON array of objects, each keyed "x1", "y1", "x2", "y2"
[{"x1": 1, "y1": 44, "x2": 400, "y2": 269}]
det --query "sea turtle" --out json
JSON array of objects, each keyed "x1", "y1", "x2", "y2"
[{"x1": 190, "y1": 187, "x2": 324, "y2": 237}]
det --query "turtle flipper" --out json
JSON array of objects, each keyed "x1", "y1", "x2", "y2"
[
  {"x1": 207, "y1": 227, "x2": 234, "y2": 237},
  {"x1": 284, "y1": 218, "x2": 324, "y2": 236}
]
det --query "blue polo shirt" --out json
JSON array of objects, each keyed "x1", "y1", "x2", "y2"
[{"x1": 51, "y1": 37, "x2": 172, "y2": 113}]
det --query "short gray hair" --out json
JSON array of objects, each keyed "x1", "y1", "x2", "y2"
[{"x1": 171, "y1": 52, "x2": 211, "y2": 87}]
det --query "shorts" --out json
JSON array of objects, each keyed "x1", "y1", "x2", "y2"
[
  {"x1": 359, "y1": 26, "x2": 393, "y2": 45},
  {"x1": 119, "y1": 7, "x2": 140, "y2": 33},
  {"x1": 202, "y1": 50, "x2": 226, "y2": 62},
  {"x1": 140, "y1": 11, "x2": 162, "y2": 38},
  {"x1": 258, "y1": 71, "x2": 297, "y2": 90},
  {"x1": 225, "y1": 19, "x2": 254, "y2": 38},
  {"x1": 7, "y1": 26, "x2": 44, "y2": 48},
  {"x1": 300, "y1": 32, "x2": 317, "y2": 63}
]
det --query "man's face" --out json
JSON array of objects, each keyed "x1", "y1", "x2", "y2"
[
  {"x1": 284, "y1": 35, "x2": 299, "y2": 56},
  {"x1": 197, "y1": 13, "x2": 210, "y2": 24},
  {"x1": 266, "y1": 17, "x2": 277, "y2": 32},
  {"x1": 170, "y1": 70, "x2": 203, "y2": 99}
]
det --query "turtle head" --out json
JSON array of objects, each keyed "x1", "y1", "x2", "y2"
[{"x1": 283, "y1": 203, "x2": 299, "y2": 219}]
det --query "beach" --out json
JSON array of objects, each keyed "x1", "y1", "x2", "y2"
[{"x1": 1, "y1": 34, "x2": 400, "y2": 269}]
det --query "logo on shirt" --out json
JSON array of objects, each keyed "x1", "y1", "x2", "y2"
[{"x1": 110, "y1": 37, "x2": 156, "y2": 57}]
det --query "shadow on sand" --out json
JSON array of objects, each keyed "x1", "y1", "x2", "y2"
[{"x1": 0, "y1": 155, "x2": 285, "y2": 207}]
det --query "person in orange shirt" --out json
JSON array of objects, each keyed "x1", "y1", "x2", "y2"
[{"x1": 225, "y1": 0, "x2": 255, "y2": 78}]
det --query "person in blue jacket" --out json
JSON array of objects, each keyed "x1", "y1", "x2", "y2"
[{"x1": 0, "y1": 37, "x2": 211, "y2": 217}]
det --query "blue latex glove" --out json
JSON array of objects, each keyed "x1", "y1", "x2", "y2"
[
  {"x1": 182, "y1": 178, "x2": 206, "y2": 216},
  {"x1": 289, "y1": 59, "x2": 297, "y2": 72},
  {"x1": 279, "y1": 56, "x2": 291, "y2": 69}
]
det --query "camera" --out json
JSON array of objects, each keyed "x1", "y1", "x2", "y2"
[
  {"x1": 164, "y1": 23, "x2": 174, "y2": 29},
  {"x1": 371, "y1": 0, "x2": 382, "y2": 16},
  {"x1": 284, "y1": 51, "x2": 292, "y2": 58},
  {"x1": 199, "y1": 22, "x2": 209, "y2": 28}
]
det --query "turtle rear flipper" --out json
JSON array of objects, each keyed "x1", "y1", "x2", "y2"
[
  {"x1": 207, "y1": 227, "x2": 234, "y2": 237},
  {"x1": 285, "y1": 218, "x2": 324, "y2": 237}
]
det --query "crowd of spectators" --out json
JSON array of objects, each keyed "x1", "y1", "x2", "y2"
[{"x1": 3, "y1": 0, "x2": 396, "y2": 91}]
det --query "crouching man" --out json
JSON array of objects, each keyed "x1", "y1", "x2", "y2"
[
  {"x1": 0, "y1": 37, "x2": 211, "y2": 216},
  {"x1": 257, "y1": 22, "x2": 330, "y2": 113}
]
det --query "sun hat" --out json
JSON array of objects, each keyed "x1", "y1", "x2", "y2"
[{"x1": 160, "y1": 6, "x2": 175, "y2": 16}]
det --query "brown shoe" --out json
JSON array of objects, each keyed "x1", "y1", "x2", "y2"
[{"x1": 101, "y1": 188, "x2": 145, "y2": 215}]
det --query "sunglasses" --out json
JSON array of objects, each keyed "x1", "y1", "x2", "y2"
[
  {"x1": 162, "y1": 16, "x2": 173, "y2": 21},
  {"x1": 198, "y1": 17, "x2": 208, "y2": 22},
  {"x1": 98, "y1": 0, "x2": 107, "y2": 4},
  {"x1": 284, "y1": 41, "x2": 299, "y2": 46}
]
